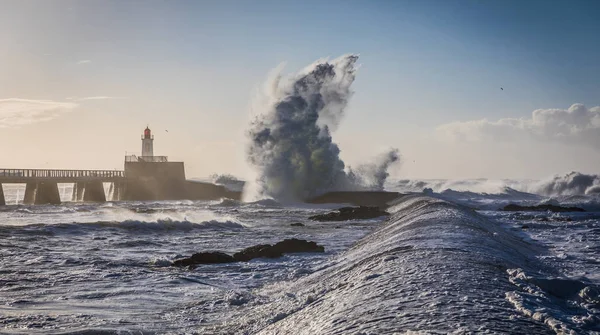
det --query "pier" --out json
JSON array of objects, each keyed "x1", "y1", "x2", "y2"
[
  {"x1": 0, "y1": 169, "x2": 126, "y2": 205},
  {"x1": 0, "y1": 126, "x2": 241, "y2": 206}
]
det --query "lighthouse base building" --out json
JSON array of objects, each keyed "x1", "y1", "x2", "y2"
[{"x1": 121, "y1": 127, "x2": 240, "y2": 201}]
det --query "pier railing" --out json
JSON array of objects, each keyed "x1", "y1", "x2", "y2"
[
  {"x1": 0, "y1": 168, "x2": 125, "y2": 182},
  {"x1": 125, "y1": 155, "x2": 168, "y2": 163}
]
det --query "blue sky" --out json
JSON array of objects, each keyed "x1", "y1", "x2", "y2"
[{"x1": 0, "y1": 0, "x2": 599, "y2": 179}]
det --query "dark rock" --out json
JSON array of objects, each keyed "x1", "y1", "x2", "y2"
[
  {"x1": 290, "y1": 222, "x2": 305, "y2": 227},
  {"x1": 173, "y1": 252, "x2": 235, "y2": 267},
  {"x1": 501, "y1": 204, "x2": 585, "y2": 213},
  {"x1": 306, "y1": 191, "x2": 401, "y2": 208},
  {"x1": 271, "y1": 238, "x2": 325, "y2": 254},
  {"x1": 521, "y1": 225, "x2": 529, "y2": 229},
  {"x1": 233, "y1": 239, "x2": 325, "y2": 262},
  {"x1": 174, "y1": 239, "x2": 325, "y2": 267},
  {"x1": 233, "y1": 244, "x2": 282, "y2": 262},
  {"x1": 309, "y1": 206, "x2": 390, "y2": 222}
]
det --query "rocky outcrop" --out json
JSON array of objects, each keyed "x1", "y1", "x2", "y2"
[
  {"x1": 272, "y1": 238, "x2": 325, "y2": 254},
  {"x1": 501, "y1": 204, "x2": 585, "y2": 213},
  {"x1": 309, "y1": 206, "x2": 390, "y2": 222},
  {"x1": 172, "y1": 252, "x2": 236, "y2": 267},
  {"x1": 173, "y1": 239, "x2": 325, "y2": 267},
  {"x1": 306, "y1": 191, "x2": 401, "y2": 208},
  {"x1": 233, "y1": 239, "x2": 325, "y2": 261},
  {"x1": 233, "y1": 244, "x2": 281, "y2": 261}
]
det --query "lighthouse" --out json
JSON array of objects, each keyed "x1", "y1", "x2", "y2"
[
  {"x1": 141, "y1": 126, "x2": 154, "y2": 157},
  {"x1": 122, "y1": 124, "x2": 239, "y2": 201}
]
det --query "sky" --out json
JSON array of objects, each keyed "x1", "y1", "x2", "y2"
[{"x1": 0, "y1": 0, "x2": 599, "y2": 180}]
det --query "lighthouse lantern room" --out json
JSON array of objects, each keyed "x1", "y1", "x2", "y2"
[{"x1": 142, "y1": 126, "x2": 154, "y2": 157}]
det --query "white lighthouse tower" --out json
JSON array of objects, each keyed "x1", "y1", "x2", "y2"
[{"x1": 141, "y1": 126, "x2": 154, "y2": 157}]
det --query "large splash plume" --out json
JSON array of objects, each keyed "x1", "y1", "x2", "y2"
[
  {"x1": 347, "y1": 149, "x2": 400, "y2": 191},
  {"x1": 246, "y1": 55, "x2": 400, "y2": 202},
  {"x1": 533, "y1": 171, "x2": 600, "y2": 196}
]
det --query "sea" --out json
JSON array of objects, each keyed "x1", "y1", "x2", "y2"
[{"x1": 1, "y1": 178, "x2": 599, "y2": 334}]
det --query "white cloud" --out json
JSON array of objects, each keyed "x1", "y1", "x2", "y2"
[
  {"x1": 0, "y1": 98, "x2": 79, "y2": 127},
  {"x1": 66, "y1": 96, "x2": 125, "y2": 101},
  {"x1": 76, "y1": 60, "x2": 91, "y2": 65},
  {"x1": 77, "y1": 96, "x2": 124, "y2": 101},
  {"x1": 437, "y1": 103, "x2": 600, "y2": 149}
]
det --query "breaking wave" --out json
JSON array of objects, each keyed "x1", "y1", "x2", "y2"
[
  {"x1": 246, "y1": 55, "x2": 399, "y2": 202},
  {"x1": 391, "y1": 171, "x2": 600, "y2": 201},
  {"x1": 1, "y1": 219, "x2": 245, "y2": 234},
  {"x1": 210, "y1": 174, "x2": 246, "y2": 192},
  {"x1": 212, "y1": 195, "x2": 598, "y2": 333},
  {"x1": 532, "y1": 171, "x2": 600, "y2": 197}
]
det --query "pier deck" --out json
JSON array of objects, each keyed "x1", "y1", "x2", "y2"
[{"x1": 0, "y1": 169, "x2": 125, "y2": 183}]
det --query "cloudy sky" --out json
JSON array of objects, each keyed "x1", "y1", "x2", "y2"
[{"x1": 1, "y1": 0, "x2": 599, "y2": 179}]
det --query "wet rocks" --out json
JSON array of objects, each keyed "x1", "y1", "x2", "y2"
[
  {"x1": 233, "y1": 239, "x2": 325, "y2": 262},
  {"x1": 309, "y1": 206, "x2": 390, "y2": 222},
  {"x1": 233, "y1": 244, "x2": 281, "y2": 262},
  {"x1": 501, "y1": 204, "x2": 585, "y2": 213},
  {"x1": 272, "y1": 238, "x2": 325, "y2": 254},
  {"x1": 173, "y1": 239, "x2": 325, "y2": 267},
  {"x1": 172, "y1": 252, "x2": 235, "y2": 267}
]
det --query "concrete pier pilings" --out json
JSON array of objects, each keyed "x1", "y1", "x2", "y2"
[
  {"x1": 24, "y1": 182, "x2": 61, "y2": 205},
  {"x1": 82, "y1": 181, "x2": 106, "y2": 202},
  {"x1": 24, "y1": 182, "x2": 37, "y2": 204},
  {"x1": 71, "y1": 182, "x2": 108, "y2": 202},
  {"x1": 0, "y1": 185, "x2": 5, "y2": 206},
  {"x1": 108, "y1": 182, "x2": 125, "y2": 201},
  {"x1": 72, "y1": 182, "x2": 85, "y2": 201}
]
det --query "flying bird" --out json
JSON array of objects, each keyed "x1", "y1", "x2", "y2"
[
  {"x1": 165, "y1": 130, "x2": 169, "y2": 132},
  {"x1": 500, "y1": 87, "x2": 504, "y2": 90}
]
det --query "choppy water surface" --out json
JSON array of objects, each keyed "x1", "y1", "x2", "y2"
[
  {"x1": 1, "y1": 184, "x2": 600, "y2": 334},
  {"x1": 0, "y1": 197, "x2": 378, "y2": 334}
]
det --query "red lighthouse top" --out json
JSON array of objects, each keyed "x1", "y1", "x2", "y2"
[{"x1": 143, "y1": 127, "x2": 151, "y2": 139}]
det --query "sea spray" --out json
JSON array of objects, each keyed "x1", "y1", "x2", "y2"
[
  {"x1": 348, "y1": 148, "x2": 400, "y2": 191},
  {"x1": 246, "y1": 54, "x2": 400, "y2": 201},
  {"x1": 532, "y1": 171, "x2": 600, "y2": 196}
]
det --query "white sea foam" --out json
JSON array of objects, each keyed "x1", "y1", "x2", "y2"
[
  {"x1": 2, "y1": 175, "x2": 600, "y2": 333},
  {"x1": 211, "y1": 195, "x2": 566, "y2": 334}
]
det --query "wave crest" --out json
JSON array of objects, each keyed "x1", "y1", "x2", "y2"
[
  {"x1": 533, "y1": 171, "x2": 600, "y2": 196},
  {"x1": 215, "y1": 196, "x2": 555, "y2": 333},
  {"x1": 11, "y1": 219, "x2": 245, "y2": 234}
]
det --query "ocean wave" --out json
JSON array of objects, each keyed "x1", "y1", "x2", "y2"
[
  {"x1": 249, "y1": 199, "x2": 283, "y2": 207},
  {"x1": 210, "y1": 174, "x2": 246, "y2": 192},
  {"x1": 390, "y1": 171, "x2": 600, "y2": 199},
  {"x1": 532, "y1": 171, "x2": 600, "y2": 197},
  {"x1": 421, "y1": 187, "x2": 542, "y2": 210},
  {"x1": 506, "y1": 268, "x2": 600, "y2": 334},
  {"x1": 212, "y1": 198, "x2": 242, "y2": 207},
  {"x1": 212, "y1": 195, "x2": 561, "y2": 333},
  {"x1": 397, "y1": 177, "x2": 600, "y2": 210},
  {"x1": 3, "y1": 219, "x2": 245, "y2": 234},
  {"x1": 390, "y1": 178, "x2": 529, "y2": 194}
]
